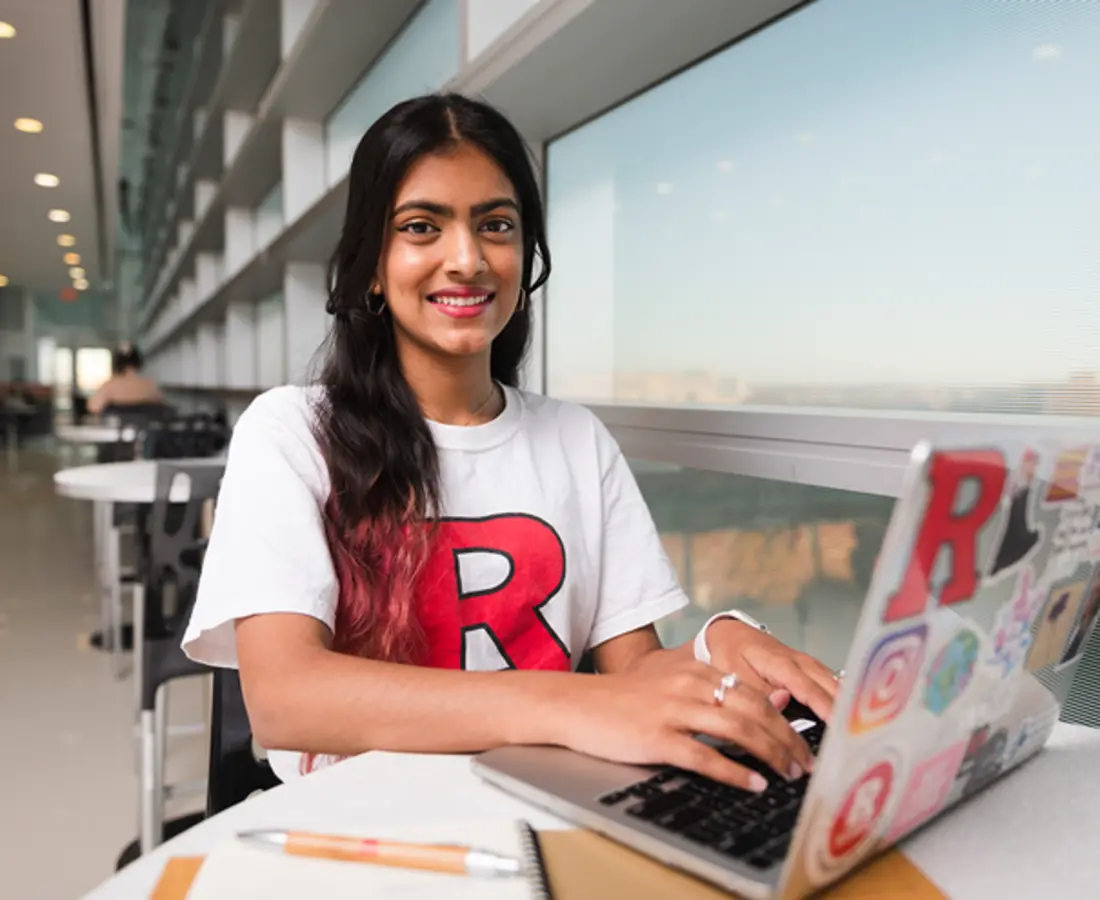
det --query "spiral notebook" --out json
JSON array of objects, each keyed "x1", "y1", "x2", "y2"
[{"x1": 150, "y1": 821, "x2": 947, "y2": 899}]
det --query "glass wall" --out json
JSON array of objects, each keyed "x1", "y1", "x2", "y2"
[
  {"x1": 546, "y1": 0, "x2": 1100, "y2": 417},
  {"x1": 636, "y1": 460, "x2": 895, "y2": 669}
]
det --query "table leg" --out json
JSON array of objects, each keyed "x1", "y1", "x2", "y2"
[
  {"x1": 5, "y1": 419, "x2": 16, "y2": 472},
  {"x1": 93, "y1": 501, "x2": 113, "y2": 652}
]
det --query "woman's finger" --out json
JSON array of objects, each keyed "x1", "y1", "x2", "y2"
[
  {"x1": 662, "y1": 735, "x2": 770, "y2": 793},
  {"x1": 797, "y1": 654, "x2": 841, "y2": 701},
  {"x1": 756, "y1": 654, "x2": 836, "y2": 723},
  {"x1": 720, "y1": 683, "x2": 815, "y2": 774},
  {"x1": 681, "y1": 679, "x2": 814, "y2": 777},
  {"x1": 769, "y1": 688, "x2": 791, "y2": 711}
]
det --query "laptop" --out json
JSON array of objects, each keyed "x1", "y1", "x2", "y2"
[{"x1": 473, "y1": 437, "x2": 1100, "y2": 899}]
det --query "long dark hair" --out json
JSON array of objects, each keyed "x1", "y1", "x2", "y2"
[{"x1": 314, "y1": 93, "x2": 551, "y2": 668}]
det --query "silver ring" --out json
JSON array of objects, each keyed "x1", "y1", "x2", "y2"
[
  {"x1": 832, "y1": 669, "x2": 846, "y2": 682},
  {"x1": 713, "y1": 673, "x2": 739, "y2": 705}
]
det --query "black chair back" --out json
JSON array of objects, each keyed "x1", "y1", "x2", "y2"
[
  {"x1": 139, "y1": 462, "x2": 224, "y2": 711},
  {"x1": 206, "y1": 668, "x2": 281, "y2": 815},
  {"x1": 98, "y1": 402, "x2": 175, "y2": 463},
  {"x1": 140, "y1": 413, "x2": 229, "y2": 461}
]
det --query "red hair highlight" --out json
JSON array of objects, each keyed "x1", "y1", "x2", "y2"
[{"x1": 299, "y1": 496, "x2": 433, "y2": 774}]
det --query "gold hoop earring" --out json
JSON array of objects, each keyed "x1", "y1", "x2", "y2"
[{"x1": 366, "y1": 291, "x2": 386, "y2": 316}]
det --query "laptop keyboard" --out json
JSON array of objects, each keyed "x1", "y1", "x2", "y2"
[{"x1": 597, "y1": 719, "x2": 824, "y2": 871}]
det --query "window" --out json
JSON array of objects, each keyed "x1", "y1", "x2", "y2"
[
  {"x1": 633, "y1": 460, "x2": 895, "y2": 669},
  {"x1": 546, "y1": 0, "x2": 1100, "y2": 417},
  {"x1": 75, "y1": 347, "x2": 113, "y2": 393}
]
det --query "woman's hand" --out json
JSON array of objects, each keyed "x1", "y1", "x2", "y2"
[
  {"x1": 705, "y1": 621, "x2": 840, "y2": 723},
  {"x1": 561, "y1": 661, "x2": 817, "y2": 793}
]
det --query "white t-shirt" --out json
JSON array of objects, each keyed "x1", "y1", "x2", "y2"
[{"x1": 182, "y1": 384, "x2": 689, "y2": 781}]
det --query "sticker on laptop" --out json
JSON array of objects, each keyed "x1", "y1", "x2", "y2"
[
  {"x1": 922, "y1": 627, "x2": 979, "y2": 716},
  {"x1": 1005, "y1": 707, "x2": 1059, "y2": 768},
  {"x1": 881, "y1": 449, "x2": 1008, "y2": 624},
  {"x1": 987, "y1": 449, "x2": 1042, "y2": 578},
  {"x1": 955, "y1": 725, "x2": 1009, "y2": 799},
  {"x1": 1050, "y1": 496, "x2": 1096, "y2": 565},
  {"x1": 884, "y1": 740, "x2": 968, "y2": 844},
  {"x1": 1043, "y1": 446, "x2": 1090, "y2": 504},
  {"x1": 805, "y1": 751, "x2": 902, "y2": 886},
  {"x1": 988, "y1": 567, "x2": 1045, "y2": 678},
  {"x1": 849, "y1": 624, "x2": 928, "y2": 735},
  {"x1": 1025, "y1": 576, "x2": 1090, "y2": 672},
  {"x1": 1057, "y1": 566, "x2": 1100, "y2": 669}
]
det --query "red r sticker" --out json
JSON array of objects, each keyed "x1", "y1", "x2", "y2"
[{"x1": 828, "y1": 761, "x2": 895, "y2": 860}]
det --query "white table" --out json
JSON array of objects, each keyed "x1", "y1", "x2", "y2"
[
  {"x1": 80, "y1": 724, "x2": 1100, "y2": 900},
  {"x1": 54, "y1": 458, "x2": 224, "y2": 505}
]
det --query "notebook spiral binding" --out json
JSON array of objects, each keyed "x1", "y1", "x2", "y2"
[{"x1": 517, "y1": 820, "x2": 554, "y2": 900}]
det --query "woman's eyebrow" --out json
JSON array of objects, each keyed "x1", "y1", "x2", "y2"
[{"x1": 392, "y1": 197, "x2": 519, "y2": 218}]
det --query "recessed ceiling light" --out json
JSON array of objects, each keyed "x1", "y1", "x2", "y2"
[
  {"x1": 74, "y1": 278, "x2": 89, "y2": 291},
  {"x1": 34, "y1": 173, "x2": 60, "y2": 187},
  {"x1": 14, "y1": 117, "x2": 43, "y2": 133},
  {"x1": 69, "y1": 266, "x2": 86, "y2": 279},
  {"x1": 0, "y1": 22, "x2": 15, "y2": 39},
  {"x1": 57, "y1": 234, "x2": 76, "y2": 247},
  {"x1": 0, "y1": 275, "x2": 8, "y2": 287},
  {"x1": 48, "y1": 209, "x2": 71, "y2": 223},
  {"x1": 63, "y1": 252, "x2": 80, "y2": 265}
]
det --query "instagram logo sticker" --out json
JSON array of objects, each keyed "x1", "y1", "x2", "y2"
[{"x1": 849, "y1": 624, "x2": 928, "y2": 735}]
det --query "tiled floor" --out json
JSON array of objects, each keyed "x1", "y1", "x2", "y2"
[{"x1": 0, "y1": 445, "x2": 208, "y2": 900}]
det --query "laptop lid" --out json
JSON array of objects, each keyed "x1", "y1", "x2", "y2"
[{"x1": 777, "y1": 438, "x2": 1100, "y2": 899}]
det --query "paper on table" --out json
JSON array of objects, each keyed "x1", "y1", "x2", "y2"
[{"x1": 185, "y1": 819, "x2": 536, "y2": 900}]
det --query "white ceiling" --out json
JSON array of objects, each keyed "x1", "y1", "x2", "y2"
[{"x1": 0, "y1": 0, "x2": 123, "y2": 294}]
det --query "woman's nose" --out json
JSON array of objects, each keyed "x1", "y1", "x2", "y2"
[{"x1": 443, "y1": 227, "x2": 486, "y2": 278}]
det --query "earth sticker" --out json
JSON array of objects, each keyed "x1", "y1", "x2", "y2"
[{"x1": 923, "y1": 628, "x2": 979, "y2": 716}]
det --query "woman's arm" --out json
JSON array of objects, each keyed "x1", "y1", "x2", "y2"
[
  {"x1": 236, "y1": 612, "x2": 577, "y2": 754},
  {"x1": 235, "y1": 613, "x2": 816, "y2": 789},
  {"x1": 86, "y1": 380, "x2": 113, "y2": 415}
]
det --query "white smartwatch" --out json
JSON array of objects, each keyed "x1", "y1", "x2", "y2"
[{"x1": 693, "y1": 609, "x2": 769, "y2": 665}]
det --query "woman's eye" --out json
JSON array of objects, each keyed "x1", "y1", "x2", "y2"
[
  {"x1": 482, "y1": 218, "x2": 515, "y2": 234},
  {"x1": 398, "y1": 220, "x2": 437, "y2": 235}
]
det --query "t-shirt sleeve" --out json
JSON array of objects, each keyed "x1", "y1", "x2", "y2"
[
  {"x1": 585, "y1": 418, "x2": 690, "y2": 648},
  {"x1": 182, "y1": 391, "x2": 338, "y2": 668}
]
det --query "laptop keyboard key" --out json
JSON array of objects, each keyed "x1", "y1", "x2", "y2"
[
  {"x1": 655, "y1": 804, "x2": 710, "y2": 832},
  {"x1": 625, "y1": 791, "x2": 691, "y2": 821}
]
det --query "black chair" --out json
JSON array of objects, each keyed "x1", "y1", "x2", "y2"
[
  {"x1": 139, "y1": 413, "x2": 229, "y2": 461},
  {"x1": 206, "y1": 668, "x2": 281, "y2": 816},
  {"x1": 98, "y1": 402, "x2": 174, "y2": 463},
  {"x1": 136, "y1": 462, "x2": 225, "y2": 853}
]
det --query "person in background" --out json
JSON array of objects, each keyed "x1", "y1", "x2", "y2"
[
  {"x1": 87, "y1": 343, "x2": 163, "y2": 416},
  {"x1": 182, "y1": 93, "x2": 838, "y2": 790}
]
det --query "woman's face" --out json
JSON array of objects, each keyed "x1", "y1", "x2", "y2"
[{"x1": 376, "y1": 142, "x2": 523, "y2": 363}]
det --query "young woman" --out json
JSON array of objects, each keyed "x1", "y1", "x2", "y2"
[
  {"x1": 183, "y1": 93, "x2": 837, "y2": 791},
  {"x1": 86, "y1": 343, "x2": 164, "y2": 415}
]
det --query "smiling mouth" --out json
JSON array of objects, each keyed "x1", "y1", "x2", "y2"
[{"x1": 427, "y1": 292, "x2": 495, "y2": 308}]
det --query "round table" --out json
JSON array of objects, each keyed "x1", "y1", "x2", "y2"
[
  {"x1": 79, "y1": 723, "x2": 1100, "y2": 899},
  {"x1": 54, "y1": 458, "x2": 225, "y2": 505}
]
